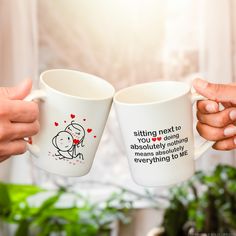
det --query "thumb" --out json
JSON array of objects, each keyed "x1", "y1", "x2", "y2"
[
  {"x1": 0, "y1": 79, "x2": 32, "y2": 100},
  {"x1": 193, "y1": 78, "x2": 236, "y2": 103}
]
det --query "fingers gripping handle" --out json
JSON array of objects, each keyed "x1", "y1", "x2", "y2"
[
  {"x1": 191, "y1": 92, "x2": 206, "y2": 103},
  {"x1": 24, "y1": 90, "x2": 46, "y2": 157},
  {"x1": 191, "y1": 92, "x2": 214, "y2": 160},
  {"x1": 24, "y1": 89, "x2": 46, "y2": 102}
]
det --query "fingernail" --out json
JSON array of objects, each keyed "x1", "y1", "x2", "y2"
[
  {"x1": 234, "y1": 137, "x2": 236, "y2": 145},
  {"x1": 206, "y1": 104, "x2": 217, "y2": 113},
  {"x1": 229, "y1": 110, "x2": 236, "y2": 120},
  {"x1": 224, "y1": 125, "x2": 236, "y2": 136},
  {"x1": 193, "y1": 79, "x2": 208, "y2": 89}
]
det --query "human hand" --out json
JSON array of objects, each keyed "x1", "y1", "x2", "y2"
[
  {"x1": 0, "y1": 79, "x2": 39, "y2": 162},
  {"x1": 193, "y1": 78, "x2": 236, "y2": 151}
]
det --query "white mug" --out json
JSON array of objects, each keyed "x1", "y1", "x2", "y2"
[
  {"x1": 114, "y1": 81, "x2": 213, "y2": 187},
  {"x1": 26, "y1": 69, "x2": 115, "y2": 177}
]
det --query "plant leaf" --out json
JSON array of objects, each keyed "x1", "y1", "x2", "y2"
[{"x1": 15, "y1": 220, "x2": 30, "y2": 236}]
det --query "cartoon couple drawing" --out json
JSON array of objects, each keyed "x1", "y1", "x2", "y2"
[{"x1": 52, "y1": 121, "x2": 85, "y2": 160}]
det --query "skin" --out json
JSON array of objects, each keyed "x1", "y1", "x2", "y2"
[
  {"x1": 193, "y1": 78, "x2": 236, "y2": 151},
  {"x1": 0, "y1": 79, "x2": 39, "y2": 162}
]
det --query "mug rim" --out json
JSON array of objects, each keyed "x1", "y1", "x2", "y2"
[
  {"x1": 114, "y1": 80, "x2": 190, "y2": 106},
  {"x1": 40, "y1": 69, "x2": 115, "y2": 101}
]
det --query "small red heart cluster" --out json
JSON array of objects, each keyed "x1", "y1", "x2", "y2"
[{"x1": 152, "y1": 137, "x2": 162, "y2": 142}]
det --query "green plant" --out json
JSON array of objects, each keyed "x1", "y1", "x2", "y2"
[
  {"x1": 161, "y1": 164, "x2": 236, "y2": 236},
  {"x1": 0, "y1": 182, "x2": 134, "y2": 236}
]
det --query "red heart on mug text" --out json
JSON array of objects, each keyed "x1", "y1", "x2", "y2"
[
  {"x1": 70, "y1": 114, "x2": 75, "y2": 119},
  {"x1": 73, "y1": 139, "x2": 80, "y2": 144},
  {"x1": 54, "y1": 122, "x2": 59, "y2": 126},
  {"x1": 87, "y1": 128, "x2": 92, "y2": 133},
  {"x1": 157, "y1": 137, "x2": 162, "y2": 141},
  {"x1": 152, "y1": 137, "x2": 157, "y2": 142}
]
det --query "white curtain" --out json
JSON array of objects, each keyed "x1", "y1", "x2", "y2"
[
  {"x1": 0, "y1": 0, "x2": 38, "y2": 182},
  {"x1": 199, "y1": 0, "x2": 233, "y2": 84}
]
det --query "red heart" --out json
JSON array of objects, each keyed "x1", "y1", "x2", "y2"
[
  {"x1": 54, "y1": 122, "x2": 59, "y2": 126},
  {"x1": 152, "y1": 137, "x2": 157, "y2": 142},
  {"x1": 94, "y1": 135, "x2": 97, "y2": 138},
  {"x1": 70, "y1": 114, "x2": 75, "y2": 119},
  {"x1": 73, "y1": 139, "x2": 80, "y2": 144},
  {"x1": 157, "y1": 137, "x2": 162, "y2": 141},
  {"x1": 87, "y1": 128, "x2": 92, "y2": 133}
]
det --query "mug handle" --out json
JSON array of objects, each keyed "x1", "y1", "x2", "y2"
[
  {"x1": 24, "y1": 90, "x2": 47, "y2": 157},
  {"x1": 191, "y1": 92, "x2": 215, "y2": 160}
]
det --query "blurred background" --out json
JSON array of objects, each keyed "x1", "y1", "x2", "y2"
[{"x1": 0, "y1": 0, "x2": 236, "y2": 236}]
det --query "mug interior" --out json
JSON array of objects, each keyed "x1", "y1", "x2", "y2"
[
  {"x1": 114, "y1": 81, "x2": 190, "y2": 104},
  {"x1": 41, "y1": 69, "x2": 115, "y2": 100}
]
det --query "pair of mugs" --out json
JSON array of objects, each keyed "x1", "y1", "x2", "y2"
[{"x1": 26, "y1": 69, "x2": 212, "y2": 187}]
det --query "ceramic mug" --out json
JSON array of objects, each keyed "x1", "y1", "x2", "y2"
[
  {"x1": 26, "y1": 69, "x2": 115, "y2": 177},
  {"x1": 114, "y1": 81, "x2": 213, "y2": 187}
]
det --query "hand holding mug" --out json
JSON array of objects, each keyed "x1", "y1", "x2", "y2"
[
  {"x1": 193, "y1": 78, "x2": 236, "y2": 151},
  {"x1": 0, "y1": 80, "x2": 39, "y2": 162}
]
